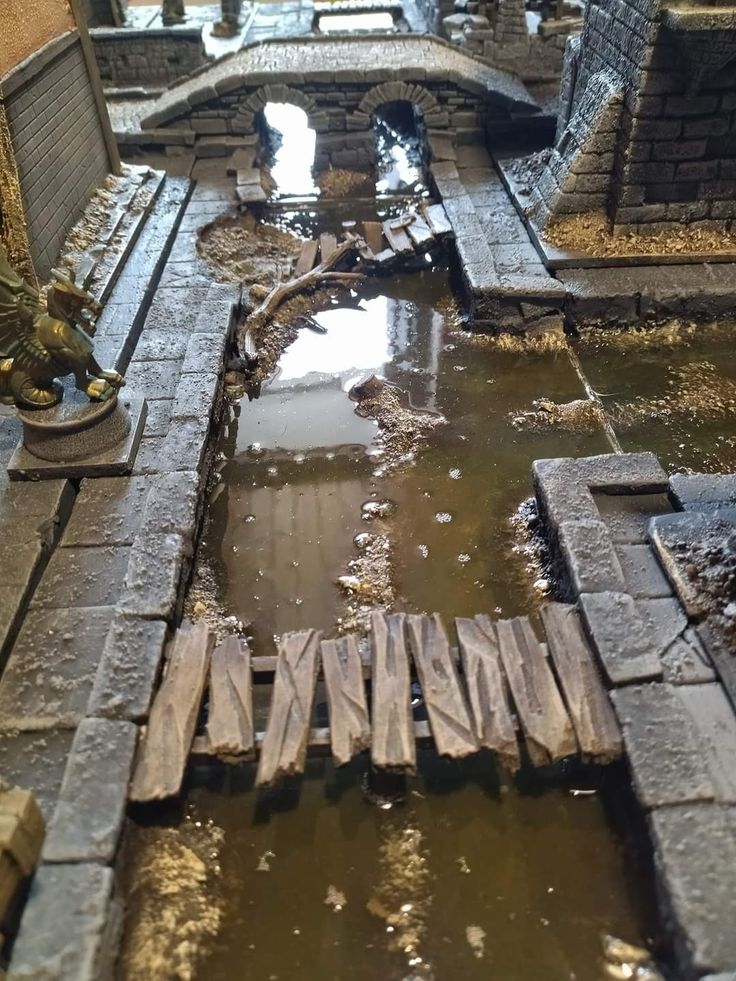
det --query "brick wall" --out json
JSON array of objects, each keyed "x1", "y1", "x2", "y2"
[
  {"x1": 2, "y1": 33, "x2": 110, "y2": 279},
  {"x1": 542, "y1": 0, "x2": 736, "y2": 232},
  {"x1": 92, "y1": 28, "x2": 210, "y2": 88}
]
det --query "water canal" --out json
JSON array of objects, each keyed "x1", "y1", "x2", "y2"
[{"x1": 118, "y1": 132, "x2": 736, "y2": 981}]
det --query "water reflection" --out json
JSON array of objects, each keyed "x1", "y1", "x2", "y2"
[
  {"x1": 262, "y1": 103, "x2": 318, "y2": 200},
  {"x1": 318, "y1": 11, "x2": 396, "y2": 32}
]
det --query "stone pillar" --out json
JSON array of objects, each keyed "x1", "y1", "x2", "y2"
[{"x1": 493, "y1": 0, "x2": 529, "y2": 48}]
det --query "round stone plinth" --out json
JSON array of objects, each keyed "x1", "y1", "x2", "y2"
[{"x1": 18, "y1": 390, "x2": 131, "y2": 463}]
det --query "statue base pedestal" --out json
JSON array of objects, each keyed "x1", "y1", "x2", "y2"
[{"x1": 8, "y1": 390, "x2": 147, "y2": 481}]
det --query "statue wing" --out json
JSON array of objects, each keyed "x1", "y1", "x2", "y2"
[{"x1": 0, "y1": 252, "x2": 49, "y2": 362}]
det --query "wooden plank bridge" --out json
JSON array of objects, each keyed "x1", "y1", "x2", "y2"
[{"x1": 130, "y1": 604, "x2": 623, "y2": 802}]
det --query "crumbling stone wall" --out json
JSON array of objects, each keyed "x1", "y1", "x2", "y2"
[
  {"x1": 1, "y1": 33, "x2": 109, "y2": 278},
  {"x1": 537, "y1": 0, "x2": 736, "y2": 232},
  {"x1": 92, "y1": 27, "x2": 210, "y2": 88}
]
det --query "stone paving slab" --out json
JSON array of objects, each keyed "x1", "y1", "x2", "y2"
[
  {"x1": 0, "y1": 607, "x2": 115, "y2": 732},
  {"x1": 558, "y1": 519, "x2": 626, "y2": 594},
  {"x1": 87, "y1": 616, "x2": 168, "y2": 722},
  {"x1": 118, "y1": 533, "x2": 187, "y2": 621},
  {"x1": 650, "y1": 804, "x2": 736, "y2": 975},
  {"x1": 32, "y1": 546, "x2": 131, "y2": 610},
  {"x1": 661, "y1": 627, "x2": 716, "y2": 686},
  {"x1": 43, "y1": 718, "x2": 138, "y2": 864},
  {"x1": 670, "y1": 473, "x2": 736, "y2": 511},
  {"x1": 8, "y1": 863, "x2": 120, "y2": 981},
  {"x1": 616, "y1": 544, "x2": 673, "y2": 599},
  {"x1": 612, "y1": 683, "x2": 736, "y2": 809},
  {"x1": 579, "y1": 592, "x2": 664, "y2": 684},
  {"x1": 593, "y1": 491, "x2": 674, "y2": 544},
  {"x1": 0, "y1": 730, "x2": 75, "y2": 822},
  {"x1": 62, "y1": 477, "x2": 152, "y2": 548}
]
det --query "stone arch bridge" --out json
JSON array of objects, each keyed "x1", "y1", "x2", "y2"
[{"x1": 138, "y1": 35, "x2": 539, "y2": 169}]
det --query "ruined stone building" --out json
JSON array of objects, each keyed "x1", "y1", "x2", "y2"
[
  {"x1": 531, "y1": 0, "x2": 736, "y2": 233},
  {"x1": 0, "y1": 0, "x2": 118, "y2": 282}
]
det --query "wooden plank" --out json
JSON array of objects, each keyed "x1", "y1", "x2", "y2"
[
  {"x1": 456, "y1": 616, "x2": 521, "y2": 772},
  {"x1": 255, "y1": 629, "x2": 322, "y2": 786},
  {"x1": 539, "y1": 603, "x2": 623, "y2": 764},
  {"x1": 381, "y1": 219, "x2": 414, "y2": 256},
  {"x1": 319, "y1": 232, "x2": 338, "y2": 262},
  {"x1": 423, "y1": 203, "x2": 453, "y2": 238},
  {"x1": 206, "y1": 636, "x2": 255, "y2": 760},
  {"x1": 130, "y1": 620, "x2": 214, "y2": 802},
  {"x1": 0, "y1": 788, "x2": 44, "y2": 933},
  {"x1": 406, "y1": 614, "x2": 478, "y2": 759},
  {"x1": 496, "y1": 616, "x2": 578, "y2": 766},
  {"x1": 406, "y1": 215, "x2": 435, "y2": 251},
  {"x1": 370, "y1": 613, "x2": 416, "y2": 773},
  {"x1": 321, "y1": 635, "x2": 371, "y2": 766},
  {"x1": 362, "y1": 220, "x2": 384, "y2": 255},
  {"x1": 294, "y1": 240, "x2": 319, "y2": 276}
]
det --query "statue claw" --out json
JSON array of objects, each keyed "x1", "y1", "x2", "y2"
[
  {"x1": 86, "y1": 379, "x2": 115, "y2": 402},
  {"x1": 99, "y1": 369, "x2": 125, "y2": 389}
]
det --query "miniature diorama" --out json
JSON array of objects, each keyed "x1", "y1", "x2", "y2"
[{"x1": 1, "y1": 0, "x2": 736, "y2": 979}]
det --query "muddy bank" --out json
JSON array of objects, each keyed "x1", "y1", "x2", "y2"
[{"x1": 197, "y1": 213, "x2": 302, "y2": 290}]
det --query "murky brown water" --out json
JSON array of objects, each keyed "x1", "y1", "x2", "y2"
[{"x1": 120, "y1": 254, "x2": 691, "y2": 981}]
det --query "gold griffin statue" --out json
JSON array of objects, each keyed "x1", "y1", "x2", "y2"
[{"x1": 0, "y1": 248, "x2": 124, "y2": 410}]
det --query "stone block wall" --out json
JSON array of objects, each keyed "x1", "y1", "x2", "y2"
[
  {"x1": 540, "y1": 0, "x2": 736, "y2": 232},
  {"x1": 92, "y1": 27, "x2": 210, "y2": 88},
  {"x1": 2, "y1": 32, "x2": 110, "y2": 279}
]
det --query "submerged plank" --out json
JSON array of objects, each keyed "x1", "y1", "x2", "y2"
[
  {"x1": 539, "y1": 603, "x2": 623, "y2": 764},
  {"x1": 130, "y1": 620, "x2": 214, "y2": 802},
  {"x1": 406, "y1": 215, "x2": 435, "y2": 251},
  {"x1": 294, "y1": 240, "x2": 319, "y2": 276},
  {"x1": 496, "y1": 617, "x2": 577, "y2": 766},
  {"x1": 456, "y1": 616, "x2": 521, "y2": 772},
  {"x1": 381, "y1": 219, "x2": 413, "y2": 256},
  {"x1": 362, "y1": 220, "x2": 384, "y2": 255},
  {"x1": 321, "y1": 634, "x2": 371, "y2": 766},
  {"x1": 370, "y1": 613, "x2": 416, "y2": 773},
  {"x1": 423, "y1": 203, "x2": 453, "y2": 238},
  {"x1": 407, "y1": 614, "x2": 478, "y2": 758},
  {"x1": 206, "y1": 636, "x2": 255, "y2": 760},
  {"x1": 256, "y1": 629, "x2": 322, "y2": 786},
  {"x1": 319, "y1": 232, "x2": 338, "y2": 262}
]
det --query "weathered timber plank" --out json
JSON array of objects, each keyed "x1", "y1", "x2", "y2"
[
  {"x1": 406, "y1": 215, "x2": 435, "y2": 251},
  {"x1": 362, "y1": 220, "x2": 384, "y2": 255},
  {"x1": 540, "y1": 603, "x2": 623, "y2": 764},
  {"x1": 381, "y1": 219, "x2": 413, "y2": 256},
  {"x1": 321, "y1": 635, "x2": 371, "y2": 766},
  {"x1": 370, "y1": 612, "x2": 416, "y2": 773},
  {"x1": 256, "y1": 629, "x2": 322, "y2": 786},
  {"x1": 406, "y1": 614, "x2": 478, "y2": 759},
  {"x1": 423, "y1": 203, "x2": 453, "y2": 238},
  {"x1": 130, "y1": 620, "x2": 214, "y2": 802},
  {"x1": 319, "y1": 233, "x2": 338, "y2": 262},
  {"x1": 456, "y1": 616, "x2": 521, "y2": 772},
  {"x1": 294, "y1": 240, "x2": 319, "y2": 276},
  {"x1": 496, "y1": 617, "x2": 578, "y2": 766},
  {"x1": 0, "y1": 788, "x2": 44, "y2": 929},
  {"x1": 206, "y1": 636, "x2": 255, "y2": 760}
]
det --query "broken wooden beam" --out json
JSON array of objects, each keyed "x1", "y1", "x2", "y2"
[
  {"x1": 406, "y1": 613, "x2": 478, "y2": 759},
  {"x1": 496, "y1": 616, "x2": 578, "y2": 766},
  {"x1": 256, "y1": 629, "x2": 322, "y2": 786},
  {"x1": 539, "y1": 603, "x2": 623, "y2": 764},
  {"x1": 206, "y1": 636, "x2": 255, "y2": 760},
  {"x1": 294, "y1": 240, "x2": 319, "y2": 276},
  {"x1": 362, "y1": 220, "x2": 384, "y2": 255},
  {"x1": 405, "y1": 214, "x2": 435, "y2": 251},
  {"x1": 456, "y1": 616, "x2": 521, "y2": 772},
  {"x1": 321, "y1": 635, "x2": 371, "y2": 767},
  {"x1": 319, "y1": 232, "x2": 338, "y2": 262},
  {"x1": 370, "y1": 612, "x2": 416, "y2": 773},
  {"x1": 130, "y1": 620, "x2": 214, "y2": 803}
]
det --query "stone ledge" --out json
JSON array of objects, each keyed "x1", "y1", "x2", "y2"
[{"x1": 86, "y1": 616, "x2": 168, "y2": 722}]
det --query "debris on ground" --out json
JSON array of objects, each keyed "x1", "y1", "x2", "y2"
[
  {"x1": 509, "y1": 498, "x2": 554, "y2": 604},
  {"x1": 197, "y1": 212, "x2": 303, "y2": 289},
  {"x1": 613, "y1": 361, "x2": 736, "y2": 428},
  {"x1": 337, "y1": 531, "x2": 395, "y2": 635},
  {"x1": 465, "y1": 924, "x2": 486, "y2": 959},
  {"x1": 183, "y1": 557, "x2": 247, "y2": 642},
  {"x1": 324, "y1": 885, "x2": 347, "y2": 911},
  {"x1": 451, "y1": 326, "x2": 567, "y2": 354},
  {"x1": 600, "y1": 934, "x2": 664, "y2": 981},
  {"x1": 511, "y1": 397, "x2": 606, "y2": 433},
  {"x1": 317, "y1": 168, "x2": 374, "y2": 199}
]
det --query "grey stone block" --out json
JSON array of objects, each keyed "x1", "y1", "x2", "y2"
[
  {"x1": 118, "y1": 533, "x2": 186, "y2": 621},
  {"x1": 579, "y1": 591, "x2": 663, "y2": 684},
  {"x1": 182, "y1": 332, "x2": 227, "y2": 375},
  {"x1": 0, "y1": 479, "x2": 75, "y2": 549},
  {"x1": 123, "y1": 359, "x2": 182, "y2": 400},
  {"x1": 650, "y1": 804, "x2": 736, "y2": 974},
  {"x1": 0, "y1": 729, "x2": 75, "y2": 822},
  {"x1": 662, "y1": 628, "x2": 716, "y2": 685},
  {"x1": 62, "y1": 477, "x2": 152, "y2": 547},
  {"x1": 612, "y1": 683, "x2": 724, "y2": 809},
  {"x1": 43, "y1": 718, "x2": 138, "y2": 864},
  {"x1": 670, "y1": 473, "x2": 736, "y2": 511},
  {"x1": 533, "y1": 458, "x2": 600, "y2": 529},
  {"x1": 576, "y1": 452, "x2": 668, "y2": 492},
  {"x1": 558, "y1": 519, "x2": 626, "y2": 594},
  {"x1": 594, "y1": 491, "x2": 673, "y2": 544},
  {"x1": 616, "y1": 544, "x2": 673, "y2": 598},
  {"x1": 170, "y1": 371, "x2": 219, "y2": 422},
  {"x1": 87, "y1": 616, "x2": 167, "y2": 722},
  {"x1": 132, "y1": 330, "x2": 190, "y2": 363},
  {"x1": 32, "y1": 546, "x2": 131, "y2": 610},
  {"x1": 8, "y1": 863, "x2": 120, "y2": 981},
  {"x1": 0, "y1": 607, "x2": 115, "y2": 732},
  {"x1": 140, "y1": 471, "x2": 200, "y2": 543}
]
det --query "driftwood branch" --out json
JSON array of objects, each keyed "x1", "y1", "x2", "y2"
[{"x1": 237, "y1": 235, "x2": 364, "y2": 351}]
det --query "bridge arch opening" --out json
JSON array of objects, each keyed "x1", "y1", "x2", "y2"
[
  {"x1": 258, "y1": 102, "x2": 318, "y2": 200},
  {"x1": 372, "y1": 100, "x2": 429, "y2": 197}
]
